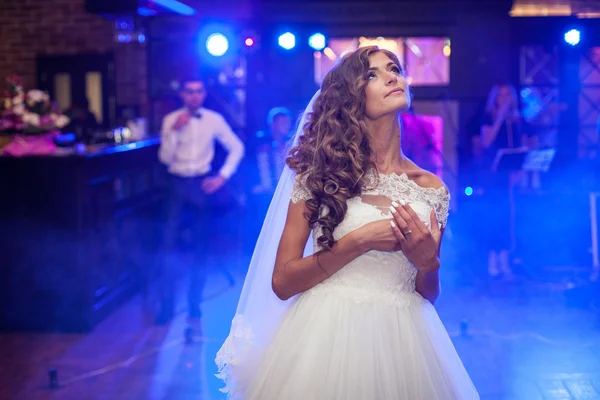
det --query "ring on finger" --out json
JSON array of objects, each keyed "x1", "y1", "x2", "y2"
[{"x1": 404, "y1": 229, "x2": 412, "y2": 236}]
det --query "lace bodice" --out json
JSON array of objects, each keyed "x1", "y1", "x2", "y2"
[
  {"x1": 291, "y1": 170, "x2": 450, "y2": 305},
  {"x1": 291, "y1": 171, "x2": 449, "y2": 226}
]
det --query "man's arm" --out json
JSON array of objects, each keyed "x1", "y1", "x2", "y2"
[
  {"x1": 215, "y1": 116, "x2": 245, "y2": 179},
  {"x1": 158, "y1": 112, "x2": 179, "y2": 166}
]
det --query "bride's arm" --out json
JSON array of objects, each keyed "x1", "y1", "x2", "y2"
[
  {"x1": 397, "y1": 172, "x2": 448, "y2": 305},
  {"x1": 272, "y1": 200, "x2": 367, "y2": 301},
  {"x1": 414, "y1": 227, "x2": 444, "y2": 304}
]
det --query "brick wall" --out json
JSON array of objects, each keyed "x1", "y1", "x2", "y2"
[{"x1": 0, "y1": 0, "x2": 147, "y2": 117}]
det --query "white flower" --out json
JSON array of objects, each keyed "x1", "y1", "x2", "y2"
[
  {"x1": 27, "y1": 89, "x2": 45, "y2": 103},
  {"x1": 54, "y1": 114, "x2": 70, "y2": 128},
  {"x1": 22, "y1": 112, "x2": 40, "y2": 126},
  {"x1": 12, "y1": 94, "x2": 24, "y2": 105},
  {"x1": 13, "y1": 103, "x2": 25, "y2": 116}
]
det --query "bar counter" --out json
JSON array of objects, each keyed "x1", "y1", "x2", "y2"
[{"x1": 0, "y1": 138, "x2": 165, "y2": 332}]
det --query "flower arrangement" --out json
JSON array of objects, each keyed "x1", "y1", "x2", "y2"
[{"x1": 0, "y1": 74, "x2": 70, "y2": 135}]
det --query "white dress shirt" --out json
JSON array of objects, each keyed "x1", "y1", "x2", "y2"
[{"x1": 159, "y1": 107, "x2": 245, "y2": 179}]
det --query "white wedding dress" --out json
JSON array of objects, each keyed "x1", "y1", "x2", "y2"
[{"x1": 221, "y1": 170, "x2": 479, "y2": 400}]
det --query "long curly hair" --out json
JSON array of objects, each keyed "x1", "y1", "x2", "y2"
[{"x1": 287, "y1": 46, "x2": 403, "y2": 250}]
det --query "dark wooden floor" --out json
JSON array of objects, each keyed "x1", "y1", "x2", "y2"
[{"x1": 1, "y1": 248, "x2": 599, "y2": 399}]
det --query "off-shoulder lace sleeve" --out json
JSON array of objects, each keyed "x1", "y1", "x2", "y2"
[
  {"x1": 291, "y1": 174, "x2": 312, "y2": 203},
  {"x1": 434, "y1": 189, "x2": 450, "y2": 228}
]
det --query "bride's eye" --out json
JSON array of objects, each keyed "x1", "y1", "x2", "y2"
[
  {"x1": 367, "y1": 71, "x2": 376, "y2": 80},
  {"x1": 391, "y1": 66, "x2": 401, "y2": 74}
]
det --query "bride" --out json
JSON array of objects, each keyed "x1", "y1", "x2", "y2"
[{"x1": 216, "y1": 46, "x2": 479, "y2": 399}]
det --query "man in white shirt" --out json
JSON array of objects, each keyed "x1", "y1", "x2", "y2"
[{"x1": 157, "y1": 76, "x2": 244, "y2": 324}]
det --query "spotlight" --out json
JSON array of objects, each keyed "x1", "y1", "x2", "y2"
[
  {"x1": 465, "y1": 187, "x2": 473, "y2": 196},
  {"x1": 206, "y1": 33, "x2": 229, "y2": 57},
  {"x1": 244, "y1": 37, "x2": 255, "y2": 47},
  {"x1": 278, "y1": 32, "x2": 296, "y2": 50},
  {"x1": 564, "y1": 29, "x2": 580, "y2": 46},
  {"x1": 308, "y1": 33, "x2": 326, "y2": 51}
]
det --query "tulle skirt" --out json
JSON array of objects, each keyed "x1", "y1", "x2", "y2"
[{"x1": 241, "y1": 286, "x2": 479, "y2": 400}]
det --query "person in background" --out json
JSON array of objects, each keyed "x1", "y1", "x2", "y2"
[
  {"x1": 479, "y1": 82, "x2": 527, "y2": 280},
  {"x1": 252, "y1": 107, "x2": 293, "y2": 194},
  {"x1": 156, "y1": 75, "x2": 244, "y2": 324},
  {"x1": 242, "y1": 107, "x2": 293, "y2": 254}
]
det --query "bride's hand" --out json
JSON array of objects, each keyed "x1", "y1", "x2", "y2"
[
  {"x1": 353, "y1": 219, "x2": 401, "y2": 253},
  {"x1": 389, "y1": 201, "x2": 441, "y2": 271}
]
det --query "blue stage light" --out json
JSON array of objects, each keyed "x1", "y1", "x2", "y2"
[
  {"x1": 309, "y1": 33, "x2": 326, "y2": 51},
  {"x1": 564, "y1": 29, "x2": 580, "y2": 46},
  {"x1": 278, "y1": 32, "x2": 296, "y2": 50},
  {"x1": 206, "y1": 33, "x2": 229, "y2": 57}
]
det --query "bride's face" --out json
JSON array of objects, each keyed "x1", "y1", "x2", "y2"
[{"x1": 364, "y1": 52, "x2": 410, "y2": 120}]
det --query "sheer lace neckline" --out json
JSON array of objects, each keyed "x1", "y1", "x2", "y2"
[
  {"x1": 290, "y1": 169, "x2": 450, "y2": 227},
  {"x1": 368, "y1": 170, "x2": 447, "y2": 196},
  {"x1": 361, "y1": 170, "x2": 450, "y2": 227}
]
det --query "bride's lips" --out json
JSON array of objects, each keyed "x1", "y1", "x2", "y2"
[{"x1": 386, "y1": 88, "x2": 405, "y2": 97}]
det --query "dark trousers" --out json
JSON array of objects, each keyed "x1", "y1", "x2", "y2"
[{"x1": 159, "y1": 174, "x2": 213, "y2": 310}]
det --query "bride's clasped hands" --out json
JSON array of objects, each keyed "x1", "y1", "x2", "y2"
[{"x1": 351, "y1": 200, "x2": 442, "y2": 272}]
